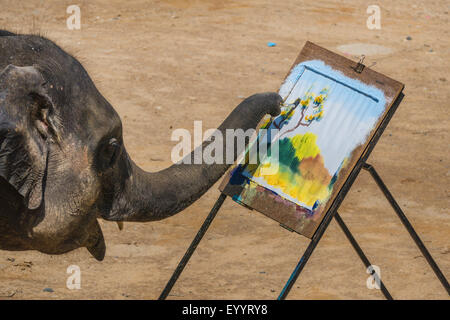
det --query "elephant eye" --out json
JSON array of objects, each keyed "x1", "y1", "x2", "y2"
[
  {"x1": 101, "y1": 138, "x2": 120, "y2": 169},
  {"x1": 96, "y1": 135, "x2": 122, "y2": 172}
]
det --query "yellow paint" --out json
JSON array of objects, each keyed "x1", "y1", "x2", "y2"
[
  {"x1": 291, "y1": 133, "x2": 320, "y2": 161},
  {"x1": 252, "y1": 132, "x2": 333, "y2": 207}
]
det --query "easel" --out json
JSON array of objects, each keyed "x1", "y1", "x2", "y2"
[
  {"x1": 159, "y1": 92, "x2": 449, "y2": 300},
  {"x1": 159, "y1": 69, "x2": 449, "y2": 300}
]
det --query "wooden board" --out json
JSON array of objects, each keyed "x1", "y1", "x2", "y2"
[{"x1": 219, "y1": 42, "x2": 404, "y2": 239}]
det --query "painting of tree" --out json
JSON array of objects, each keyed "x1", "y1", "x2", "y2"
[
  {"x1": 236, "y1": 59, "x2": 387, "y2": 212},
  {"x1": 278, "y1": 86, "x2": 329, "y2": 137}
]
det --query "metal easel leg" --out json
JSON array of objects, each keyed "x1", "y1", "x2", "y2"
[
  {"x1": 159, "y1": 193, "x2": 227, "y2": 300},
  {"x1": 334, "y1": 212, "x2": 393, "y2": 299},
  {"x1": 277, "y1": 205, "x2": 339, "y2": 300},
  {"x1": 277, "y1": 209, "x2": 394, "y2": 300},
  {"x1": 363, "y1": 163, "x2": 450, "y2": 295}
]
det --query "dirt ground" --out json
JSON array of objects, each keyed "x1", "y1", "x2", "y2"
[{"x1": 0, "y1": 0, "x2": 448, "y2": 300}]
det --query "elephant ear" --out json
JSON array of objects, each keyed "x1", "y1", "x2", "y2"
[{"x1": 0, "y1": 65, "x2": 59, "y2": 210}]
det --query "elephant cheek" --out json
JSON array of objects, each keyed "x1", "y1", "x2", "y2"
[
  {"x1": 28, "y1": 142, "x2": 102, "y2": 253},
  {"x1": 31, "y1": 175, "x2": 101, "y2": 253},
  {"x1": 30, "y1": 213, "x2": 87, "y2": 253}
]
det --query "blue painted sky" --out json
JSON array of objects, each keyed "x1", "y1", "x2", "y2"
[{"x1": 274, "y1": 60, "x2": 387, "y2": 175}]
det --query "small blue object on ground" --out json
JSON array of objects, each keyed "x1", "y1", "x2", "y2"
[
  {"x1": 267, "y1": 42, "x2": 277, "y2": 47},
  {"x1": 43, "y1": 288, "x2": 54, "y2": 293}
]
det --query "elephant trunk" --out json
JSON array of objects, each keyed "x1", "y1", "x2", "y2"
[{"x1": 104, "y1": 93, "x2": 281, "y2": 222}]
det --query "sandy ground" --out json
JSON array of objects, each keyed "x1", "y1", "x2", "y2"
[{"x1": 0, "y1": 0, "x2": 448, "y2": 300}]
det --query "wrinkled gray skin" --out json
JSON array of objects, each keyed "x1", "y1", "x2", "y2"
[{"x1": 0, "y1": 31, "x2": 281, "y2": 260}]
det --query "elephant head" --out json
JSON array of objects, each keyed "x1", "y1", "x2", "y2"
[{"x1": 0, "y1": 32, "x2": 281, "y2": 260}]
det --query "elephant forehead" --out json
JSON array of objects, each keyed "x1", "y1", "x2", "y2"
[
  {"x1": 82, "y1": 95, "x2": 120, "y2": 128},
  {"x1": 68, "y1": 102, "x2": 122, "y2": 149},
  {"x1": 0, "y1": 35, "x2": 122, "y2": 143}
]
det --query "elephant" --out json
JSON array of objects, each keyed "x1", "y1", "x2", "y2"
[{"x1": 0, "y1": 31, "x2": 282, "y2": 261}]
